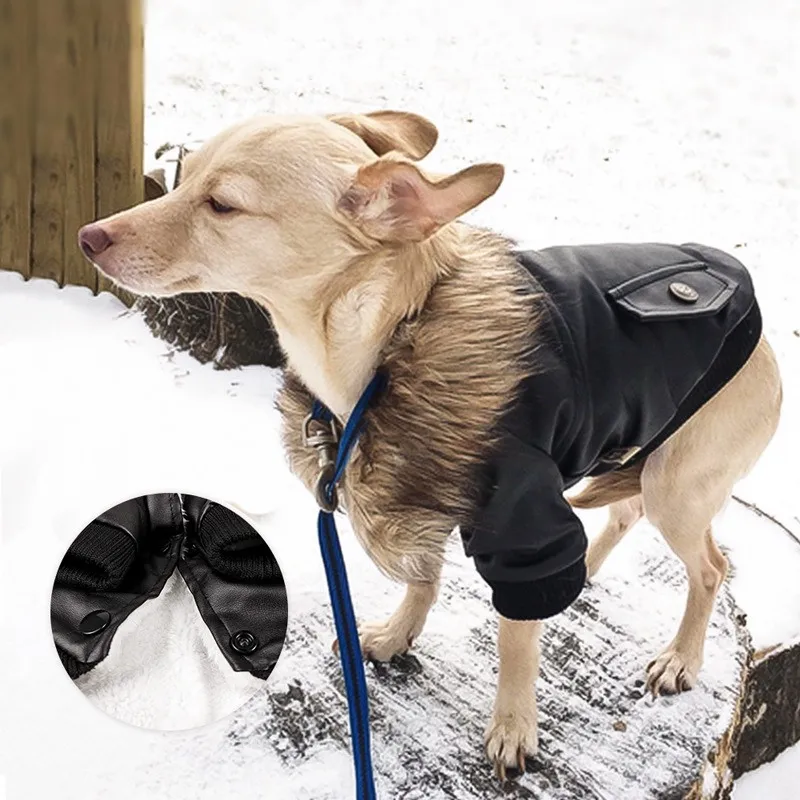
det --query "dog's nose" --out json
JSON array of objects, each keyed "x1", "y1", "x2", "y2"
[{"x1": 78, "y1": 224, "x2": 113, "y2": 258}]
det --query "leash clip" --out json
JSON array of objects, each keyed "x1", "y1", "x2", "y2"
[{"x1": 303, "y1": 414, "x2": 340, "y2": 513}]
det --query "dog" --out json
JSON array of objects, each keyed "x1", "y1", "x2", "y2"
[{"x1": 78, "y1": 110, "x2": 782, "y2": 778}]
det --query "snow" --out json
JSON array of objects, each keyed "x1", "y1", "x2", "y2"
[
  {"x1": 715, "y1": 503, "x2": 800, "y2": 652},
  {"x1": 2, "y1": 0, "x2": 799, "y2": 796},
  {"x1": 734, "y1": 745, "x2": 800, "y2": 800}
]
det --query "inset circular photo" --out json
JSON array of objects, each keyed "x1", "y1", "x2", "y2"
[{"x1": 50, "y1": 493, "x2": 288, "y2": 730}]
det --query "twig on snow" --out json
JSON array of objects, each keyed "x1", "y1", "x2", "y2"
[{"x1": 731, "y1": 494, "x2": 800, "y2": 547}]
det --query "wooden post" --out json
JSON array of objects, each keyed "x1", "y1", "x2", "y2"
[
  {"x1": 94, "y1": 0, "x2": 143, "y2": 301},
  {"x1": 0, "y1": 0, "x2": 34, "y2": 276},
  {"x1": 0, "y1": 0, "x2": 143, "y2": 301}
]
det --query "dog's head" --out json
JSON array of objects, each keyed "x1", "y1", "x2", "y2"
[{"x1": 78, "y1": 111, "x2": 503, "y2": 308}]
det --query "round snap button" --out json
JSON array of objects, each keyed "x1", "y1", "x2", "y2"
[
  {"x1": 230, "y1": 630, "x2": 259, "y2": 654},
  {"x1": 78, "y1": 610, "x2": 111, "y2": 635},
  {"x1": 669, "y1": 281, "x2": 699, "y2": 303}
]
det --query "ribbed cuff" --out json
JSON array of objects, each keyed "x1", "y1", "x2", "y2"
[
  {"x1": 490, "y1": 559, "x2": 586, "y2": 621},
  {"x1": 55, "y1": 521, "x2": 138, "y2": 592},
  {"x1": 196, "y1": 504, "x2": 282, "y2": 583}
]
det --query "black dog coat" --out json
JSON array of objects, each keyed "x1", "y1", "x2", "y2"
[{"x1": 461, "y1": 242, "x2": 762, "y2": 621}]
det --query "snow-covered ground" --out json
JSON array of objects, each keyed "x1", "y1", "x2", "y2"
[
  {"x1": 2, "y1": 0, "x2": 799, "y2": 797},
  {"x1": 734, "y1": 745, "x2": 800, "y2": 799},
  {"x1": 0, "y1": 269, "x2": 796, "y2": 797}
]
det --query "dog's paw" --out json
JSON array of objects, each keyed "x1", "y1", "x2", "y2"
[
  {"x1": 333, "y1": 619, "x2": 416, "y2": 662},
  {"x1": 484, "y1": 707, "x2": 539, "y2": 782},
  {"x1": 359, "y1": 619, "x2": 416, "y2": 661},
  {"x1": 646, "y1": 649, "x2": 700, "y2": 696}
]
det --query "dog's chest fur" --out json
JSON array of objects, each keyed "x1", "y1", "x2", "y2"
[{"x1": 276, "y1": 233, "x2": 539, "y2": 581}]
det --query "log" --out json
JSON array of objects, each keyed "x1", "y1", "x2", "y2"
[
  {"x1": 719, "y1": 500, "x2": 800, "y2": 778},
  {"x1": 734, "y1": 640, "x2": 800, "y2": 777},
  {"x1": 136, "y1": 292, "x2": 284, "y2": 369}
]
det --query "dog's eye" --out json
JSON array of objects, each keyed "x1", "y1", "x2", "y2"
[{"x1": 208, "y1": 197, "x2": 236, "y2": 214}]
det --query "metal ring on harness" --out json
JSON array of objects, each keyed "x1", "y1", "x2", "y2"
[{"x1": 314, "y1": 465, "x2": 338, "y2": 513}]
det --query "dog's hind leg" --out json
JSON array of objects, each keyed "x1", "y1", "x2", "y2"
[
  {"x1": 640, "y1": 337, "x2": 781, "y2": 695},
  {"x1": 585, "y1": 495, "x2": 644, "y2": 579},
  {"x1": 642, "y1": 513, "x2": 729, "y2": 695}
]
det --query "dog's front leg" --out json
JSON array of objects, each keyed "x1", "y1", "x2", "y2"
[
  {"x1": 485, "y1": 616, "x2": 541, "y2": 780},
  {"x1": 330, "y1": 539, "x2": 443, "y2": 661},
  {"x1": 339, "y1": 510, "x2": 447, "y2": 662},
  {"x1": 358, "y1": 577, "x2": 440, "y2": 661}
]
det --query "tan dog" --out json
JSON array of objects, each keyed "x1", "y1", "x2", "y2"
[{"x1": 78, "y1": 111, "x2": 782, "y2": 777}]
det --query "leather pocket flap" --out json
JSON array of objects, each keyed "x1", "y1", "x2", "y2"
[{"x1": 607, "y1": 262, "x2": 737, "y2": 321}]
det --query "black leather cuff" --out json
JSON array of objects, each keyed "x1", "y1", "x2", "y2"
[
  {"x1": 179, "y1": 497, "x2": 288, "y2": 676},
  {"x1": 51, "y1": 494, "x2": 184, "y2": 674}
]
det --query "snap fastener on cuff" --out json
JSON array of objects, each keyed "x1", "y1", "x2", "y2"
[
  {"x1": 230, "y1": 630, "x2": 259, "y2": 654},
  {"x1": 78, "y1": 610, "x2": 111, "y2": 635}
]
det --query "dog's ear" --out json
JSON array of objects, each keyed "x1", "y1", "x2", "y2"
[
  {"x1": 338, "y1": 158, "x2": 504, "y2": 243},
  {"x1": 328, "y1": 111, "x2": 438, "y2": 160}
]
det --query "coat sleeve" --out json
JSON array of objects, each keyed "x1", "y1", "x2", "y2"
[{"x1": 461, "y1": 443, "x2": 588, "y2": 621}]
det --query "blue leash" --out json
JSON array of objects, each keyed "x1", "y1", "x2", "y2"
[{"x1": 307, "y1": 373, "x2": 385, "y2": 800}]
